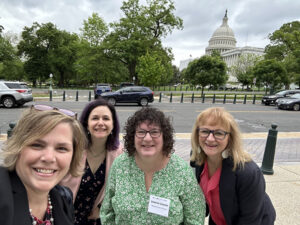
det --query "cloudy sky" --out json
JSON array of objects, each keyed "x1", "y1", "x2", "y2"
[{"x1": 1, "y1": 0, "x2": 300, "y2": 67}]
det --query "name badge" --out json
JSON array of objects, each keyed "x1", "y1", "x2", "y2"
[{"x1": 148, "y1": 195, "x2": 170, "y2": 217}]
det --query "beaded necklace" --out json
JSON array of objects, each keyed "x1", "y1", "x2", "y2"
[{"x1": 29, "y1": 195, "x2": 54, "y2": 225}]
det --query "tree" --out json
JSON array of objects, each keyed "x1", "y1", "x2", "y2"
[
  {"x1": 103, "y1": 0, "x2": 183, "y2": 82},
  {"x1": 184, "y1": 55, "x2": 227, "y2": 94},
  {"x1": 253, "y1": 59, "x2": 288, "y2": 94},
  {"x1": 18, "y1": 22, "x2": 79, "y2": 87},
  {"x1": 230, "y1": 54, "x2": 262, "y2": 89},
  {"x1": 80, "y1": 13, "x2": 108, "y2": 47},
  {"x1": 265, "y1": 21, "x2": 300, "y2": 88},
  {"x1": 137, "y1": 50, "x2": 172, "y2": 86}
]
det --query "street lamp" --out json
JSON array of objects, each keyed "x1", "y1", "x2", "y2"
[{"x1": 49, "y1": 73, "x2": 53, "y2": 91}]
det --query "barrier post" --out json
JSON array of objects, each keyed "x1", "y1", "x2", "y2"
[{"x1": 261, "y1": 124, "x2": 278, "y2": 175}]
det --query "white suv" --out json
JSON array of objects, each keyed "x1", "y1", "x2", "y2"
[{"x1": 0, "y1": 81, "x2": 33, "y2": 108}]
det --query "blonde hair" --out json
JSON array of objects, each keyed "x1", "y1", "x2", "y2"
[
  {"x1": 190, "y1": 107, "x2": 252, "y2": 171},
  {"x1": 1, "y1": 108, "x2": 87, "y2": 176}
]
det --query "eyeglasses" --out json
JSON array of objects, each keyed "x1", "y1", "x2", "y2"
[
  {"x1": 135, "y1": 129, "x2": 162, "y2": 138},
  {"x1": 197, "y1": 128, "x2": 229, "y2": 140},
  {"x1": 32, "y1": 104, "x2": 77, "y2": 119}
]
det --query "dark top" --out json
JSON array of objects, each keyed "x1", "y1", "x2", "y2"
[
  {"x1": 74, "y1": 159, "x2": 106, "y2": 225},
  {"x1": 0, "y1": 167, "x2": 74, "y2": 225},
  {"x1": 191, "y1": 158, "x2": 276, "y2": 225}
]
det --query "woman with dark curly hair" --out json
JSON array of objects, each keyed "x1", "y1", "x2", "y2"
[{"x1": 100, "y1": 107, "x2": 205, "y2": 225}]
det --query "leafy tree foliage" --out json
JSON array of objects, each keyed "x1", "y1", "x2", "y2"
[
  {"x1": 253, "y1": 59, "x2": 288, "y2": 93},
  {"x1": 103, "y1": 0, "x2": 183, "y2": 84},
  {"x1": 184, "y1": 55, "x2": 227, "y2": 94},
  {"x1": 137, "y1": 50, "x2": 172, "y2": 86},
  {"x1": 265, "y1": 21, "x2": 300, "y2": 88},
  {"x1": 18, "y1": 22, "x2": 79, "y2": 87}
]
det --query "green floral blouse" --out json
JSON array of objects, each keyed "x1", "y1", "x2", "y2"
[{"x1": 100, "y1": 153, "x2": 205, "y2": 225}]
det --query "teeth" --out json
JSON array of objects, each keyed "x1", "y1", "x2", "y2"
[{"x1": 36, "y1": 169, "x2": 54, "y2": 174}]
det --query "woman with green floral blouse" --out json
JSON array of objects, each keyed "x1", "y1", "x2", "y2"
[{"x1": 100, "y1": 107, "x2": 205, "y2": 225}]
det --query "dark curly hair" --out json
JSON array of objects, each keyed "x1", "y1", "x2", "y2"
[
  {"x1": 79, "y1": 98, "x2": 120, "y2": 151},
  {"x1": 123, "y1": 107, "x2": 175, "y2": 156}
]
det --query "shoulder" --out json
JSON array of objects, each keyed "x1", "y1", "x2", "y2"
[
  {"x1": 108, "y1": 143, "x2": 124, "y2": 158},
  {"x1": 168, "y1": 154, "x2": 194, "y2": 176},
  {"x1": 111, "y1": 153, "x2": 131, "y2": 168}
]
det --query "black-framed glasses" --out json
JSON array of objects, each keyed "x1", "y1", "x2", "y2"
[
  {"x1": 135, "y1": 129, "x2": 162, "y2": 138},
  {"x1": 32, "y1": 104, "x2": 77, "y2": 119},
  {"x1": 197, "y1": 128, "x2": 229, "y2": 140}
]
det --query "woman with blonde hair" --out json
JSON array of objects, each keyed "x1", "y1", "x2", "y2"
[
  {"x1": 190, "y1": 107, "x2": 276, "y2": 225},
  {"x1": 0, "y1": 105, "x2": 86, "y2": 225}
]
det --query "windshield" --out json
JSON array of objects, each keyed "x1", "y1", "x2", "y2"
[
  {"x1": 291, "y1": 93, "x2": 300, "y2": 99},
  {"x1": 275, "y1": 91, "x2": 287, "y2": 96}
]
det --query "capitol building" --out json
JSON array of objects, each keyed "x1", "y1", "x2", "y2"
[{"x1": 179, "y1": 10, "x2": 265, "y2": 82}]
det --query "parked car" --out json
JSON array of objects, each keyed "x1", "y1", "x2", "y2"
[
  {"x1": 219, "y1": 84, "x2": 237, "y2": 91},
  {"x1": 100, "y1": 86, "x2": 154, "y2": 106},
  {"x1": 0, "y1": 81, "x2": 33, "y2": 108},
  {"x1": 262, "y1": 90, "x2": 300, "y2": 105},
  {"x1": 94, "y1": 83, "x2": 112, "y2": 99},
  {"x1": 276, "y1": 93, "x2": 300, "y2": 111},
  {"x1": 120, "y1": 82, "x2": 134, "y2": 88}
]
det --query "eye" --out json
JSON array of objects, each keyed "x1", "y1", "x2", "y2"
[
  {"x1": 200, "y1": 129, "x2": 210, "y2": 135},
  {"x1": 214, "y1": 130, "x2": 226, "y2": 137},
  {"x1": 103, "y1": 116, "x2": 111, "y2": 121},
  {"x1": 57, "y1": 146, "x2": 71, "y2": 152},
  {"x1": 29, "y1": 142, "x2": 44, "y2": 149}
]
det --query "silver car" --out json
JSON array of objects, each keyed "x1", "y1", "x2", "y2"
[{"x1": 0, "y1": 81, "x2": 33, "y2": 108}]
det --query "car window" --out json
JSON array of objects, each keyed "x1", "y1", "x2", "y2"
[{"x1": 4, "y1": 83, "x2": 22, "y2": 89}]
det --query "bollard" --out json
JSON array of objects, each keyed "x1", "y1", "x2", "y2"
[
  {"x1": 88, "y1": 91, "x2": 91, "y2": 101},
  {"x1": 7, "y1": 122, "x2": 16, "y2": 138},
  {"x1": 202, "y1": 93, "x2": 205, "y2": 103},
  {"x1": 170, "y1": 92, "x2": 173, "y2": 103},
  {"x1": 253, "y1": 94, "x2": 256, "y2": 104},
  {"x1": 63, "y1": 91, "x2": 66, "y2": 101},
  {"x1": 233, "y1": 94, "x2": 237, "y2": 104},
  {"x1": 223, "y1": 94, "x2": 226, "y2": 104},
  {"x1": 76, "y1": 91, "x2": 79, "y2": 101},
  {"x1": 243, "y1": 94, "x2": 247, "y2": 104},
  {"x1": 191, "y1": 93, "x2": 194, "y2": 103},
  {"x1": 261, "y1": 124, "x2": 278, "y2": 175},
  {"x1": 49, "y1": 90, "x2": 52, "y2": 101},
  {"x1": 159, "y1": 92, "x2": 162, "y2": 102},
  {"x1": 212, "y1": 94, "x2": 215, "y2": 103},
  {"x1": 180, "y1": 93, "x2": 184, "y2": 103}
]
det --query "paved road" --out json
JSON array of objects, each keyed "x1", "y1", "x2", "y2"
[{"x1": 1, "y1": 101, "x2": 300, "y2": 133}]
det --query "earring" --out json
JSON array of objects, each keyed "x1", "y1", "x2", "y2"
[
  {"x1": 197, "y1": 146, "x2": 201, "y2": 154},
  {"x1": 222, "y1": 149, "x2": 229, "y2": 159}
]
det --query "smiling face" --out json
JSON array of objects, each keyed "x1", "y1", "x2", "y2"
[
  {"x1": 15, "y1": 122, "x2": 74, "y2": 195},
  {"x1": 198, "y1": 117, "x2": 230, "y2": 161},
  {"x1": 134, "y1": 122, "x2": 163, "y2": 159},
  {"x1": 87, "y1": 106, "x2": 113, "y2": 141}
]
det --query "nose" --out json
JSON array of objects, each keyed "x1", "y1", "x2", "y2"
[
  {"x1": 40, "y1": 147, "x2": 56, "y2": 163},
  {"x1": 206, "y1": 132, "x2": 216, "y2": 141},
  {"x1": 143, "y1": 132, "x2": 152, "y2": 140}
]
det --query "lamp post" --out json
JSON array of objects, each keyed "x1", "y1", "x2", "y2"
[
  {"x1": 133, "y1": 76, "x2": 135, "y2": 85},
  {"x1": 49, "y1": 73, "x2": 53, "y2": 91}
]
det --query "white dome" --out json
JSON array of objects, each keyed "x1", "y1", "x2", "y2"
[{"x1": 206, "y1": 10, "x2": 237, "y2": 55}]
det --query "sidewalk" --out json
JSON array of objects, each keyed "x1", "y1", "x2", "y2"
[{"x1": 1, "y1": 133, "x2": 299, "y2": 224}]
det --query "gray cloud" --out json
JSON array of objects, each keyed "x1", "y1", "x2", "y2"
[{"x1": 1, "y1": 0, "x2": 300, "y2": 66}]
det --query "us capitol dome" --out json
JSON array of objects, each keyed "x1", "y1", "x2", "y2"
[
  {"x1": 205, "y1": 10, "x2": 237, "y2": 55},
  {"x1": 179, "y1": 10, "x2": 264, "y2": 81}
]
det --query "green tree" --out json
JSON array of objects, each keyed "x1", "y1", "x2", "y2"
[
  {"x1": 265, "y1": 21, "x2": 300, "y2": 88},
  {"x1": 137, "y1": 50, "x2": 172, "y2": 86},
  {"x1": 253, "y1": 59, "x2": 288, "y2": 94},
  {"x1": 18, "y1": 22, "x2": 79, "y2": 87},
  {"x1": 230, "y1": 54, "x2": 262, "y2": 89},
  {"x1": 103, "y1": 0, "x2": 183, "y2": 82},
  {"x1": 184, "y1": 55, "x2": 227, "y2": 94}
]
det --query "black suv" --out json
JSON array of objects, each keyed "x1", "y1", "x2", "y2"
[
  {"x1": 101, "y1": 86, "x2": 154, "y2": 106},
  {"x1": 262, "y1": 90, "x2": 300, "y2": 105}
]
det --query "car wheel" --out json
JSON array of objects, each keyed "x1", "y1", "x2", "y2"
[
  {"x1": 107, "y1": 98, "x2": 116, "y2": 106},
  {"x1": 2, "y1": 96, "x2": 15, "y2": 108},
  {"x1": 293, "y1": 104, "x2": 300, "y2": 111},
  {"x1": 139, "y1": 98, "x2": 148, "y2": 106}
]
